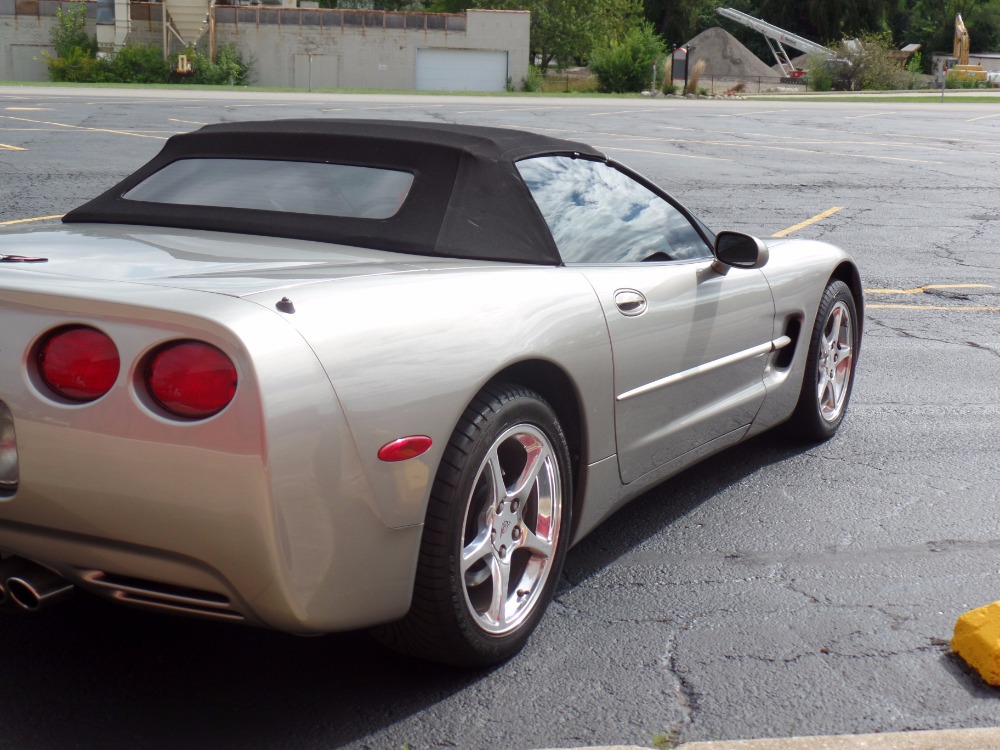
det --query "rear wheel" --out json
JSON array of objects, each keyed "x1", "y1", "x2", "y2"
[
  {"x1": 787, "y1": 280, "x2": 859, "y2": 440},
  {"x1": 375, "y1": 382, "x2": 572, "y2": 666}
]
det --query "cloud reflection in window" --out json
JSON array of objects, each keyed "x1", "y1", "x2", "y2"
[{"x1": 517, "y1": 157, "x2": 709, "y2": 264}]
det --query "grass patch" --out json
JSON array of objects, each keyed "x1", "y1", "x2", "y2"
[
  {"x1": 751, "y1": 92, "x2": 1000, "y2": 103},
  {"x1": 0, "y1": 78, "x2": 611, "y2": 96},
  {"x1": 540, "y1": 73, "x2": 599, "y2": 93},
  {"x1": 651, "y1": 728, "x2": 681, "y2": 749},
  {"x1": 7, "y1": 80, "x2": 993, "y2": 102}
]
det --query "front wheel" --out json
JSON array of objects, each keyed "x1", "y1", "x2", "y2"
[
  {"x1": 787, "y1": 280, "x2": 860, "y2": 441},
  {"x1": 374, "y1": 382, "x2": 572, "y2": 666}
]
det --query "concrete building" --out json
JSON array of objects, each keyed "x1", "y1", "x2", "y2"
[{"x1": 0, "y1": 0, "x2": 530, "y2": 91}]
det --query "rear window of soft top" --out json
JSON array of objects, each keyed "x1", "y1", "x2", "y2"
[{"x1": 122, "y1": 158, "x2": 414, "y2": 220}]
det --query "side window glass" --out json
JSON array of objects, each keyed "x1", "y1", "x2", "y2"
[{"x1": 516, "y1": 156, "x2": 710, "y2": 263}]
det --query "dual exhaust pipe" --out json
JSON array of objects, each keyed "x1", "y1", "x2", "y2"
[{"x1": 0, "y1": 556, "x2": 73, "y2": 612}]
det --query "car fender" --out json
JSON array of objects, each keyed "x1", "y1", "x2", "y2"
[
  {"x1": 751, "y1": 238, "x2": 862, "y2": 434},
  {"x1": 248, "y1": 264, "x2": 616, "y2": 530}
]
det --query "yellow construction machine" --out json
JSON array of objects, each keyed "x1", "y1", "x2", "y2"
[{"x1": 949, "y1": 13, "x2": 988, "y2": 83}]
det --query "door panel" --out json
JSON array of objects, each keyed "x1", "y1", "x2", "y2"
[
  {"x1": 578, "y1": 261, "x2": 775, "y2": 484},
  {"x1": 514, "y1": 154, "x2": 776, "y2": 484}
]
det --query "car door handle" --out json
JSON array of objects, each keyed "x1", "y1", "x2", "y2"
[{"x1": 614, "y1": 289, "x2": 647, "y2": 316}]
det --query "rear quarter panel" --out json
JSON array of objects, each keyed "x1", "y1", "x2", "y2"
[{"x1": 250, "y1": 263, "x2": 617, "y2": 530}]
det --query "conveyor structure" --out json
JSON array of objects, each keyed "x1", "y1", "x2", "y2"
[{"x1": 716, "y1": 7, "x2": 833, "y2": 77}]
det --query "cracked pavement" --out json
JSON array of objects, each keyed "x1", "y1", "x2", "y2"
[{"x1": 1, "y1": 89, "x2": 999, "y2": 750}]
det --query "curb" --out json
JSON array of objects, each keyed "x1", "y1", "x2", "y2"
[{"x1": 538, "y1": 727, "x2": 1000, "y2": 750}]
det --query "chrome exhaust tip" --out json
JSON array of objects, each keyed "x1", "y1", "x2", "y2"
[
  {"x1": 3, "y1": 559, "x2": 73, "y2": 611},
  {"x1": 0, "y1": 556, "x2": 35, "y2": 607}
]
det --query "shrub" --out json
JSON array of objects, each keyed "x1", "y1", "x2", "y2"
[
  {"x1": 903, "y1": 51, "x2": 924, "y2": 89},
  {"x1": 110, "y1": 44, "x2": 171, "y2": 83},
  {"x1": 46, "y1": 2, "x2": 102, "y2": 82},
  {"x1": 828, "y1": 32, "x2": 905, "y2": 91},
  {"x1": 805, "y1": 52, "x2": 833, "y2": 92},
  {"x1": 181, "y1": 44, "x2": 254, "y2": 85},
  {"x1": 945, "y1": 71, "x2": 986, "y2": 89},
  {"x1": 47, "y1": 47, "x2": 112, "y2": 82},
  {"x1": 46, "y1": 10, "x2": 251, "y2": 89},
  {"x1": 685, "y1": 58, "x2": 706, "y2": 95},
  {"x1": 521, "y1": 65, "x2": 543, "y2": 92},
  {"x1": 589, "y1": 22, "x2": 666, "y2": 94}
]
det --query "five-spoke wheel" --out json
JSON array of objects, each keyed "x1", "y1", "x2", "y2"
[
  {"x1": 374, "y1": 382, "x2": 571, "y2": 666},
  {"x1": 816, "y1": 298, "x2": 854, "y2": 423},
  {"x1": 788, "y1": 279, "x2": 860, "y2": 440},
  {"x1": 460, "y1": 423, "x2": 562, "y2": 636}
]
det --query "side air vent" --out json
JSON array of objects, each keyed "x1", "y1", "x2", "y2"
[{"x1": 774, "y1": 317, "x2": 802, "y2": 369}]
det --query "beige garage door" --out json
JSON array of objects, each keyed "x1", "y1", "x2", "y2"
[{"x1": 415, "y1": 49, "x2": 508, "y2": 92}]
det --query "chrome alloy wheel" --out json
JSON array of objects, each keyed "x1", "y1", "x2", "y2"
[
  {"x1": 460, "y1": 423, "x2": 562, "y2": 635},
  {"x1": 816, "y1": 299, "x2": 854, "y2": 423}
]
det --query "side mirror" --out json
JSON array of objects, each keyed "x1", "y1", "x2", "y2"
[{"x1": 713, "y1": 231, "x2": 769, "y2": 271}]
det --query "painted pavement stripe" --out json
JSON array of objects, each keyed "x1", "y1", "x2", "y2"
[{"x1": 772, "y1": 207, "x2": 844, "y2": 238}]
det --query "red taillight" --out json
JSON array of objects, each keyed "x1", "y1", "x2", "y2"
[
  {"x1": 38, "y1": 326, "x2": 120, "y2": 402},
  {"x1": 145, "y1": 341, "x2": 237, "y2": 419}
]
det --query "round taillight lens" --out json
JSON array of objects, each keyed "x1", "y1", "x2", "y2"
[
  {"x1": 38, "y1": 326, "x2": 120, "y2": 402},
  {"x1": 146, "y1": 341, "x2": 237, "y2": 419}
]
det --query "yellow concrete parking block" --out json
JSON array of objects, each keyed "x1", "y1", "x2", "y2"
[{"x1": 952, "y1": 601, "x2": 1000, "y2": 686}]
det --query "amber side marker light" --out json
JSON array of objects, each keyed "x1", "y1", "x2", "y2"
[
  {"x1": 145, "y1": 341, "x2": 237, "y2": 419},
  {"x1": 38, "y1": 326, "x2": 120, "y2": 401},
  {"x1": 378, "y1": 436, "x2": 433, "y2": 462}
]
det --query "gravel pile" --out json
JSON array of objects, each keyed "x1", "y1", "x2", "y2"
[{"x1": 684, "y1": 26, "x2": 776, "y2": 79}]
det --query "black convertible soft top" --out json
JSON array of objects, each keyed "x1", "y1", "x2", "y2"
[{"x1": 63, "y1": 119, "x2": 606, "y2": 265}]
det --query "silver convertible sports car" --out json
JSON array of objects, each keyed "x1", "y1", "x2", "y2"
[{"x1": 0, "y1": 119, "x2": 861, "y2": 666}]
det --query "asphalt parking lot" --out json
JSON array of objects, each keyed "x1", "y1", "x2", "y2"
[{"x1": 1, "y1": 87, "x2": 1000, "y2": 750}]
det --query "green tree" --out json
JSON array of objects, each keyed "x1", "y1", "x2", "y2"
[
  {"x1": 590, "y1": 21, "x2": 666, "y2": 91},
  {"x1": 969, "y1": 3, "x2": 1000, "y2": 51},
  {"x1": 827, "y1": 31, "x2": 906, "y2": 90},
  {"x1": 643, "y1": 0, "x2": 718, "y2": 46},
  {"x1": 477, "y1": 0, "x2": 643, "y2": 70},
  {"x1": 51, "y1": 2, "x2": 96, "y2": 58},
  {"x1": 424, "y1": 0, "x2": 465, "y2": 11},
  {"x1": 891, "y1": 0, "x2": 1000, "y2": 72},
  {"x1": 753, "y1": 0, "x2": 902, "y2": 43},
  {"x1": 46, "y1": 2, "x2": 102, "y2": 82}
]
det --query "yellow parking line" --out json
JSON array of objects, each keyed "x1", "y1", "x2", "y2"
[
  {"x1": 866, "y1": 284, "x2": 995, "y2": 294},
  {"x1": 771, "y1": 207, "x2": 844, "y2": 238},
  {"x1": 0, "y1": 215, "x2": 63, "y2": 226},
  {"x1": 846, "y1": 112, "x2": 896, "y2": 119},
  {"x1": 865, "y1": 284, "x2": 998, "y2": 311},
  {"x1": 0, "y1": 115, "x2": 169, "y2": 140},
  {"x1": 868, "y1": 304, "x2": 1000, "y2": 311},
  {"x1": 0, "y1": 143, "x2": 25, "y2": 151}
]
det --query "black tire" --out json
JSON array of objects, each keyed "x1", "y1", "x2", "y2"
[
  {"x1": 374, "y1": 382, "x2": 573, "y2": 667},
  {"x1": 786, "y1": 280, "x2": 860, "y2": 441}
]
